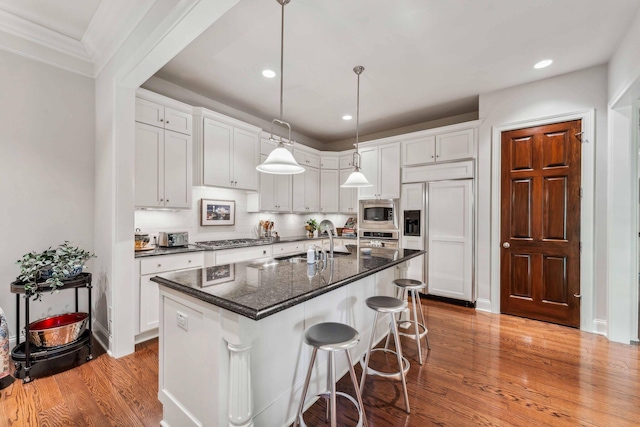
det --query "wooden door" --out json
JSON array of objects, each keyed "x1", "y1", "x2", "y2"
[{"x1": 500, "y1": 120, "x2": 581, "y2": 327}]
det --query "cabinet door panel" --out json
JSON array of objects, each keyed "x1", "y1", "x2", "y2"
[
  {"x1": 203, "y1": 118, "x2": 232, "y2": 187},
  {"x1": 339, "y1": 154, "x2": 354, "y2": 169},
  {"x1": 275, "y1": 174, "x2": 292, "y2": 212},
  {"x1": 135, "y1": 123, "x2": 164, "y2": 208},
  {"x1": 140, "y1": 275, "x2": 159, "y2": 333},
  {"x1": 164, "y1": 131, "x2": 192, "y2": 208},
  {"x1": 135, "y1": 98, "x2": 164, "y2": 128},
  {"x1": 358, "y1": 147, "x2": 378, "y2": 199},
  {"x1": 379, "y1": 143, "x2": 400, "y2": 199},
  {"x1": 402, "y1": 136, "x2": 435, "y2": 166},
  {"x1": 427, "y1": 180, "x2": 473, "y2": 301},
  {"x1": 401, "y1": 183, "x2": 424, "y2": 211},
  {"x1": 164, "y1": 108, "x2": 192, "y2": 135},
  {"x1": 435, "y1": 129, "x2": 474, "y2": 162},
  {"x1": 258, "y1": 154, "x2": 277, "y2": 211},
  {"x1": 292, "y1": 170, "x2": 307, "y2": 212},
  {"x1": 305, "y1": 167, "x2": 320, "y2": 212},
  {"x1": 233, "y1": 128, "x2": 258, "y2": 190},
  {"x1": 320, "y1": 169, "x2": 339, "y2": 213},
  {"x1": 320, "y1": 156, "x2": 339, "y2": 169},
  {"x1": 339, "y1": 169, "x2": 357, "y2": 214}
]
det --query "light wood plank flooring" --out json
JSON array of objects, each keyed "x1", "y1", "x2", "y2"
[{"x1": 1, "y1": 300, "x2": 638, "y2": 426}]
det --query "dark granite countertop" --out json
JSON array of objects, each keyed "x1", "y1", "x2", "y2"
[
  {"x1": 134, "y1": 244, "x2": 206, "y2": 258},
  {"x1": 151, "y1": 246, "x2": 424, "y2": 321},
  {"x1": 134, "y1": 235, "x2": 357, "y2": 258}
]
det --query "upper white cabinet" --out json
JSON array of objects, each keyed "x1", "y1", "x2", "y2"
[
  {"x1": 320, "y1": 156, "x2": 339, "y2": 169},
  {"x1": 193, "y1": 108, "x2": 261, "y2": 191},
  {"x1": 135, "y1": 92, "x2": 193, "y2": 209},
  {"x1": 339, "y1": 168, "x2": 358, "y2": 214},
  {"x1": 135, "y1": 97, "x2": 192, "y2": 136},
  {"x1": 402, "y1": 128, "x2": 475, "y2": 166},
  {"x1": 320, "y1": 169, "x2": 339, "y2": 213},
  {"x1": 340, "y1": 153, "x2": 355, "y2": 170},
  {"x1": 358, "y1": 143, "x2": 400, "y2": 200},
  {"x1": 293, "y1": 149, "x2": 320, "y2": 168},
  {"x1": 293, "y1": 166, "x2": 320, "y2": 212},
  {"x1": 254, "y1": 152, "x2": 292, "y2": 212}
]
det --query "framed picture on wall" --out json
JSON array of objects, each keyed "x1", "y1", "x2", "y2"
[
  {"x1": 202, "y1": 264, "x2": 235, "y2": 287},
  {"x1": 201, "y1": 199, "x2": 235, "y2": 226}
]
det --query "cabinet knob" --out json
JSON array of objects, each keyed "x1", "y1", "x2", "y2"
[
  {"x1": 166, "y1": 199, "x2": 169, "y2": 202},
  {"x1": 235, "y1": 181, "x2": 238, "y2": 185},
  {"x1": 160, "y1": 119, "x2": 163, "y2": 122},
  {"x1": 157, "y1": 264, "x2": 162, "y2": 267},
  {"x1": 160, "y1": 198, "x2": 164, "y2": 202},
  {"x1": 166, "y1": 121, "x2": 169, "y2": 124},
  {"x1": 188, "y1": 260, "x2": 192, "y2": 263}
]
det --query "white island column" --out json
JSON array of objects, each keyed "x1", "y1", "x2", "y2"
[{"x1": 221, "y1": 311, "x2": 261, "y2": 427}]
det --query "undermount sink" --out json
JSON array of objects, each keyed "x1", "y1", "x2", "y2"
[
  {"x1": 280, "y1": 257, "x2": 307, "y2": 264},
  {"x1": 275, "y1": 251, "x2": 353, "y2": 263}
]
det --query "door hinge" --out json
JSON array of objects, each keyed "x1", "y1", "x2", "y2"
[
  {"x1": 580, "y1": 241, "x2": 582, "y2": 251},
  {"x1": 579, "y1": 188, "x2": 583, "y2": 198},
  {"x1": 575, "y1": 131, "x2": 588, "y2": 143}
]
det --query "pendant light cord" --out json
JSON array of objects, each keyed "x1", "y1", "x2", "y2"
[{"x1": 279, "y1": 0, "x2": 285, "y2": 121}]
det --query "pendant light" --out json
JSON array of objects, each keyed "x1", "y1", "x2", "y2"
[
  {"x1": 341, "y1": 66, "x2": 373, "y2": 187},
  {"x1": 256, "y1": 0, "x2": 304, "y2": 175}
]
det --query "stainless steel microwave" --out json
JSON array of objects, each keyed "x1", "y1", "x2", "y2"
[{"x1": 359, "y1": 199, "x2": 399, "y2": 229}]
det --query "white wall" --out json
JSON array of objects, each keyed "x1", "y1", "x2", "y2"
[
  {"x1": 0, "y1": 50, "x2": 95, "y2": 341},
  {"x1": 476, "y1": 65, "x2": 608, "y2": 330},
  {"x1": 609, "y1": 7, "x2": 640, "y2": 104}
]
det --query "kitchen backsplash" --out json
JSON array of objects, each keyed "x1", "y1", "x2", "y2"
[{"x1": 135, "y1": 186, "x2": 350, "y2": 244}]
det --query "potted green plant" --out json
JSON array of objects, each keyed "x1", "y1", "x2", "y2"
[
  {"x1": 16, "y1": 241, "x2": 96, "y2": 300},
  {"x1": 305, "y1": 218, "x2": 318, "y2": 238}
]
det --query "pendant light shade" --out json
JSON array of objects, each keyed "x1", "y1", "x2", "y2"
[
  {"x1": 257, "y1": 0, "x2": 303, "y2": 175},
  {"x1": 342, "y1": 65, "x2": 372, "y2": 188}
]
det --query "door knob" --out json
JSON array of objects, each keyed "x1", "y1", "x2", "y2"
[{"x1": 502, "y1": 242, "x2": 510, "y2": 249}]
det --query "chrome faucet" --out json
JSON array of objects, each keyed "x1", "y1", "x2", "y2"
[
  {"x1": 313, "y1": 244, "x2": 327, "y2": 265},
  {"x1": 319, "y1": 220, "x2": 335, "y2": 261}
]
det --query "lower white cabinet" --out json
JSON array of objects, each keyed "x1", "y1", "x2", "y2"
[
  {"x1": 137, "y1": 252, "x2": 204, "y2": 339},
  {"x1": 272, "y1": 241, "x2": 305, "y2": 256}
]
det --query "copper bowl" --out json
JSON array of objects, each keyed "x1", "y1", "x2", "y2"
[{"x1": 28, "y1": 312, "x2": 88, "y2": 348}]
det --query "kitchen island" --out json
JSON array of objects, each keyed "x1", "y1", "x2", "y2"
[{"x1": 152, "y1": 247, "x2": 423, "y2": 427}]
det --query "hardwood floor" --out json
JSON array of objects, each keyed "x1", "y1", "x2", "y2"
[{"x1": 1, "y1": 300, "x2": 638, "y2": 426}]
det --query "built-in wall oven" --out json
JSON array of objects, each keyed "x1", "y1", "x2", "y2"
[
  {"x1": 359, "y1": 230, "x2": 399, "y2": 248},
  {"x1": 359, "y1": 199, "x2": 399, "y2": 230}
]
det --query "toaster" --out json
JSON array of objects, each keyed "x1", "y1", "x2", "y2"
[{"x1": 158, "y1": 231, "x2": 189, "y2": 247}]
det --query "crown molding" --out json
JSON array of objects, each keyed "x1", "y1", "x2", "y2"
[
  {"x1": 0, "y1": 8, "x2": 91, "y2": 60},
  {"x1": 82, "y1": 0, "x2": 156, "y2": 77}
]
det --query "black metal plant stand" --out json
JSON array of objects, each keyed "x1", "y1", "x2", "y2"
[{"x1": 10, "y1": 272, "x2": 93, "y2": 383}]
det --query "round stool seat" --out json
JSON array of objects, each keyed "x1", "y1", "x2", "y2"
[
  {"x1": 392, "y1": 278, "x2": 426, "y2": 290},
  {"x1": 365, "y1": 296, "x2": 407, "y2": 313},
  {"x1": 304, "y1": 322, "x2": 360, "y2": 351}
]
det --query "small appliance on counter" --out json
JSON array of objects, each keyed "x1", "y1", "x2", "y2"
[{"x1": 158, "y1": 231, "x2": 189, "y2": 247}]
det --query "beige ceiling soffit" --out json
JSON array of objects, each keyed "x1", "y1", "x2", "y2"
[{"x1": 82, "y1": 0, "x2": 156, "y2": 77}]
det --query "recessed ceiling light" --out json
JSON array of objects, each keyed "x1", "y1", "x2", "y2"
[
  {"x1": 262, "y1": 69, "x2": 276, "y2": 78},
  {"x1": 534, "y1": 59, "x2": 553, "y2": 69},
  {"x1": 342, "y1": 115, "x2": 352, "y2": 121}
]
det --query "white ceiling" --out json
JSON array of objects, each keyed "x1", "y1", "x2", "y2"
[
  {"x1": 0, "y1": 0, "x2": 101, "y2": 40},
  {"x1": 154, "y1": 0, "x2": 640, "y2": 143}
]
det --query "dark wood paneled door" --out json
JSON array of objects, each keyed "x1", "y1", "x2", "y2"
[{"x1": 500, "y1": 120, "x2": 581, "y2": 327}]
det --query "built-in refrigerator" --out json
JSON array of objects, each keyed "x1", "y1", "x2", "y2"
[{"x1": 401, "y1": 177, "x2": 474, "y2": 303}]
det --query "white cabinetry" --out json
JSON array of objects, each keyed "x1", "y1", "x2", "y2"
[
  {"x1": 135, "y1": 94, "x2": 193, "y2": 209},
  {"x1": 293, "y1": 166, "x2": 320, "y2": 212},
  {"x1": 293, "y1": 149, "x2": 320, "y2": 168},
  {"x1": 427, "y1": 179, "x2": 473, "y2": 301},
  {"x1": 402, "y1": 128, "x2": 475, "y2": 167},
  {"x1": 135, "y1": 97, "x2": 192, "y2": 135},
  {"x1": 320, "y1": 169, "x2": 339, "y2": 213},
  {"x1": 359, "y1": 143, "x2": 400, "y2": 200},
  {"x1": 137, "y1": 252, "x2": 204, "y2": 340},
  {"x1": 339, "y1": 168, "x2": 358, "y2": 214},
  {"x1": 248, "y1": 138, "x2": 292, "y2": 212},
  {"x1": 272, "y1": 241, "x2": 305, "y2": 256},
  {"x1": 400, "y1": 183, "x2": 425, "y2": 282},
  {"x1": 193, "y1": 108, "x2": 261, "y2": 191},
  {"x1": 320, "y1": 156, "x2": 339, "y2": 169}
]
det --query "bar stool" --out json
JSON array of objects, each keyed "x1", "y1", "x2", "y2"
[
  {"x1": 387, "y1": 278, "x2": 430, "y2": 365},
  {"x1": 360, "y1": 296, "x2": 411, "y2": 413},
  {"x1": 294, "y1": 322, "x2": 368, "y2": 427}
]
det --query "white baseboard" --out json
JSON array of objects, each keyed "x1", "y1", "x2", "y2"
[
  {"x1": 475, "y1": 298, "x2": 493, "y2": 313},
  {"x1": 592, "y1": 319, "x2": 607, "y2": 336},
  {"x1": 92, "y1": 319, "x2": 112, "y2": 354}
]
